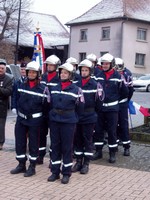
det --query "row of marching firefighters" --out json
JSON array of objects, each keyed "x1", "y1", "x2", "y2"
[{"x1": 10, "y1": 53, "x2": 134, "y2": 184}]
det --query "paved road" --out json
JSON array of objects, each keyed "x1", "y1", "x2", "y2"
[{"x1": 132, "y1": 91, "x2": 150, "y2": 108}]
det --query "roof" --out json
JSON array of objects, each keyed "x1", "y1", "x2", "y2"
[
  {"x1": 8, "y1": 11, "x2": 69, "y2": 48},
  {"x1": 66, "y1": 0, "x2": 150, "y2": 26}
]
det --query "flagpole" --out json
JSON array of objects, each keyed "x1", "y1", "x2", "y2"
[
  {"x1": 129, "y1": 113, "x2": 133, "y2": 130},
  {"x1": 36, "y1": 22, "x2": 40, "y2": 33}
]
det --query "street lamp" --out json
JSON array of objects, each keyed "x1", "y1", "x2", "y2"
[{"x1": 14, "y1": 0, "x2": 21, "y2": 65}]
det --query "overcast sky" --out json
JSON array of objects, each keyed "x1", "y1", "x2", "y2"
[{"x1": 31, "y1": 0, "x2": 101, "y2": 25}]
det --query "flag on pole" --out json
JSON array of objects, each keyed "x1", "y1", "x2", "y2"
[
  {"x1": 128, "y1": 100, "x2": 150, "y2": 117},
  {"x1": 32, "y1": 26, "x2": 46, "y2": 74}
]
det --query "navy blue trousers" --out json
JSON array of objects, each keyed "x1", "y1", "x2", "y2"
[
  {"x1": 94, "y1": 111, "x2": 118, "y2": 151},
  {"x1": 15, "y1": 120, "x2": 40, "y2": 163},
  {"x1": 38, "y1": 117, "x2": 49, "y2": 158},
  {"x1": 117, "y1": 104, "x2": 131, "y2": 148},
  {"x1": 49, "y1": 121, "x2": 75, "y2": 176},
  {"x1": 74, "y1": 123, "x2": 95, "y2": 159}
]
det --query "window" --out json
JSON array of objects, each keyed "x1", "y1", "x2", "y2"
[
  {"x1": 6, "y1": 66, "x2": 12, "y2": 74},
  {"x1": 137, "y1": 28, "x2": 147, "y2": 41},
  {"x1": 100, "y1": 52, "x2": 108, "y2": 56},
  {"x1": 80, "y1": 29, "x2": 87, "y2": 41},
  {"x1": 135, "y1": 53, "x2": 145, "y2": 66},
  {"x1": 79, "y1": 53, "x2": 86, "y2": 62},
  {"x1": 102, "y1": 27, "x2": 110, "y2": 40}
]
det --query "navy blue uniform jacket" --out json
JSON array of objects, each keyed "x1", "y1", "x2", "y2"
[
  {"x1": 76, "y1": 78, "x2": 103, "y2": 124},
  {"x1": 40, "y1": 72, "x2": 60, "y2": 88},
  {"x1": 121, "y1": 68, "x2": 134, "y2": 101},
  {"x1": 49, "y1": 82, "x2": 84, "y2": 123},
  {"x1": 17, "y1": 81, "x2": 49, "y2": 126},
  {"x1": 96, "y1": 70, "x2": 129, "y2": 112}
]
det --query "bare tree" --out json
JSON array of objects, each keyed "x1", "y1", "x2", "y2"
[
  {"x1": 0, "y1": 0, "x2": 33, "y2": 62},
  {"x1": 0, "y1": 41, "x2": 15, "y2": 63},
  {"x1": 0, "y1": 0, "x2": 33, "y2": 40}
]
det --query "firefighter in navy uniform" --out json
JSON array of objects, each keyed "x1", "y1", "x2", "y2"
[
  {"x1": 115, "y1": 58, "x2": 134, "y2": 156},
  {"x1": 37, "y1": 55, "x2": 61, "y2": 164},
  {"x1": 93, "y1": 53, "x2": 129, "y2": 163},
  {"x1": 72, "y1": 59, "x2": 104, "y2": 174},
  {"x1": 10, "y1": 61, "x2": 49, "y2": 177},
  {"x1": 41, "y1": 55, "x2": 60, "y2": 88},
  {"x1": 86, "y1": 53, "x2": 97, "y2": 71},
  {"x1": 66, "y1": 57, "x2": 81, "y2": 84},
  {"x1": 47, "y1": 63, "x2": 84, "y2": 184}
]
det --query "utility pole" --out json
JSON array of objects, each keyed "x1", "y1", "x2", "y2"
[{"x1": 14, "y1": 0, "x2": 21, "y2": 65}]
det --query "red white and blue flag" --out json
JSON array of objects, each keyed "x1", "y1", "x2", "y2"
[
  {"x1": 32, "y1": 31, "x2": 46, "y2": 74},
  {"x1": 128, "y1": 100, "x2": 150, "y2": 117}
]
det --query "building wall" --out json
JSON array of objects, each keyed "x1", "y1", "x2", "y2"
[
  {"x1": 69, "y1": 21, "x2": 122, "y2": 61},
  {"x1": 68, "y1": 20, "x2": 150, "y2": 75},
  {"x1": 122, "y1": 21, "x2": 150, "y2": 75}
]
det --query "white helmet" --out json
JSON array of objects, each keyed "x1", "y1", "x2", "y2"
[
  {"x1": 115, "y1": 58, "x2": 124, "y2": 70},
  {"x1": 101, "y1": 53, "x2": 114, "y2": 63},
  {"x1": 44, "y1": 55, "x2": 61, "y2": 65},
  {"x1": 58, "y1": 63, "x2": 73, "y2": 72},
  {"x1": 101, "y1": 53, "x2": 115, "y2": 69},
  {"x1": 66, "y1": 57, "x2": 78, "y2": 65},
  {"x1": 86, "y1": 53, "x2": 97, "y2": 62},
  {"x1": 97, "y1": 57, "x2": 102, "y2": 66},
  {"x1": 115, "y1": 58, "x2": 124, "y2": 65},
  {"x1": 78, "y1": 59, "x2": 93, "y2": 68},
  {"x1": 26, "y1": 61, "x2": 40, "y2": 71}
]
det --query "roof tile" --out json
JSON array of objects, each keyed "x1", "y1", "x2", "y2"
[
  {"x1": 66, "y1": 0, "x2": 150, "y2": 25},
  {"x1": 9, "y1": 11, "x2": 69, "y2": 48}
]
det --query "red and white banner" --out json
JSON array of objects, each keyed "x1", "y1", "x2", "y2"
[{"x1": 32, "y1": 31, "x2": 46, "y2": 74}]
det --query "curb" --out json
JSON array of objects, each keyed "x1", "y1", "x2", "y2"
[{"x1": 129, "y1": 131, "x2": 150, "y2": 143}]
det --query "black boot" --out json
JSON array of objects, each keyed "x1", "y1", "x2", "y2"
[
  {"x1": 123, "y1": 143, "x2": 130, "y2": 156},
  {"x1": 92, "y1": 149, "x2": 103, "y2": 160},
  {"x1": 24, "y1": 163, "x2": 36, "y2": 177},
  {"x1": 47, "y1": 174, "x2": 60, "y2": 182},
  {"x1": 124, "y1": 148, "x2": 130, "y2": 156},
  {"x1": 10, "y1": 162, "x2": 26, "y2": 174},
  {"x1": 71, "y1": 158, "x2": 82, "y2": 173},
  {"x1": 61, "y1": 175, "x2": 70, "y2": 184},
  {"x1": 109, "y1": 151, "x2": 116, "y2": 163},
  {"x1": 80, "y1": 157, "x2": 89, "y2": 174}
]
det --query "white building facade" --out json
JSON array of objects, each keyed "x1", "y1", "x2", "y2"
[{"x1": 66, "y1": 0, "x2": 150, "y2": 75}]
